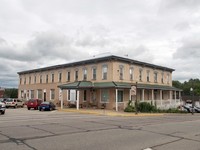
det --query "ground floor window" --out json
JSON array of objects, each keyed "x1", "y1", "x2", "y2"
[
  {"x1": 68, "y1": 90, "x2": 77, "y2": 101},
  {"x1": 117, "y1": 90, "x2": 123, "y2": 102},
  {"x1": 31, "y1": 90, "x2": 34, "y2": 99},
  {"x1": 101, "y1": 89, "x2": 109, "y2": 103},
  {"x1": 50, "y1": 89, "x2": 55, "y2": 100},
  {"x1": 37, "y1": 89, "x2": 42, "y2": 99},
  {"x1": 21, "y1": 90, "x2": 24, "y2": 98}
]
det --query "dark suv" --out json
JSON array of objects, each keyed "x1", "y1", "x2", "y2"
[{"x1": 27, "y1": 99, "x2": 42, "y2": 110}]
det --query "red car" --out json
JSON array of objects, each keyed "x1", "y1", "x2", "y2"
[{"x1": 27, "y1": 99, "x2": 42, "y2": 110}]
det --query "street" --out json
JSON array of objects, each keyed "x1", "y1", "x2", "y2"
[{"x1": 0, "y1": 108, "x2": 200, "y2": 150}]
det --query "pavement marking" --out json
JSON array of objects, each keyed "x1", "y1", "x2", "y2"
[{"x1": 143, "y1": 148, "x2": 153, "y2": 150}]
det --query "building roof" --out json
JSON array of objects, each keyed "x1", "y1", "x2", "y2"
[
  {"x1": 18, "y1": 55, "x2": 175, "y2": 75},
  {"x1": 58, "y1": 81, "x2": 182, "y2": 91}
]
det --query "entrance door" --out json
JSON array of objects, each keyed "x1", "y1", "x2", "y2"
[{"x1": 44, "y1": 92, "x2": 46, "y2": 101}]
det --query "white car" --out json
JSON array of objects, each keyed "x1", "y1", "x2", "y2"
[
  {"x1": 6, "y1": 98, "x2": 24, "y2": 108},
  {"x1": 0, "y1": 101, "x2": 6, "y2": 114}
]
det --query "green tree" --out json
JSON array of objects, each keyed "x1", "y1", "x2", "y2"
[{"x1": 4, "y1": 88, "x2": 18, "y2": 98}]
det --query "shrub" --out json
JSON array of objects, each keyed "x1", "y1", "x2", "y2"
[
  {"x1": 138, "y1": 102, "x2": 156, "y2": 112},
  {"x1": 124, "y1": 100, "x2": 135, "y2": 112}
]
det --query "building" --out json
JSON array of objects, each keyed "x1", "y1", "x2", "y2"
[
  {"x1": 18, "y1": 55, "x2": 182, "y2": 111},
  {"x1": 0, "y1": 88, "x2": 5, "y2": 98}
]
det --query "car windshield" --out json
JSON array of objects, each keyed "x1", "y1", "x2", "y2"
[
  {"x1": 6, "y1": 99, "x2": 13, "y2": 102},
  {"x1": 41, "y1": 102, "x2": 49, "y2": 105}
]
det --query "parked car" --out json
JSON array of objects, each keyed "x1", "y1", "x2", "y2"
[
  {"x1": 0, "y1": 98, "x2": 7, "y2": 104},
  {"x1": 27, "y1": 99, "x2": 42, "y2": 110},
  {"x1": 0, "y1": 101, "x2": 6, "y2": 114},
  {"x1": 39, "y1": 102, "x2": 56, "y2": 111},
  {"x1": 194, "y1": 106, "x2": 200, "y2": 113},
  {"x1": 5, "y1": 98, "x2": 24, "y2": 108}
]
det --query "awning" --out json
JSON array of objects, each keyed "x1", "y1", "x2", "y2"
[{"x1": 58, "y1": 81, "x2": 182, "y2": 91}]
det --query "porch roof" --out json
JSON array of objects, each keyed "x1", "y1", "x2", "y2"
[
  {"x1": 58, "y1": 81, "x2": 182, "y2": 91},
  {"x1": 58, "y1": 81, "x2": 131, "y2": 89},
  {"x1": 137, "y1": 84, "x2": 182, "y2": 91}
]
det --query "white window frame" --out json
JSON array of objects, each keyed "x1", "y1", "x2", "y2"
[{"x1": 102, "y1": 65, "x2": 108, "y2": 80}]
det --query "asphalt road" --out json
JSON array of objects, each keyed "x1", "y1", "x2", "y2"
[{"x1": 0, "y1": 108, "x2": 200, "y2": 150}]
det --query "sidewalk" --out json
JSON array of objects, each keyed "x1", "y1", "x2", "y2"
[{"x1": 58, "y1": 108, "x2": 164, "y2": 117}]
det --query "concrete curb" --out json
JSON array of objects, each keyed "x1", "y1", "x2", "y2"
[{"x1": 58, "y1": 108, "x2": 164, "y2": 117}]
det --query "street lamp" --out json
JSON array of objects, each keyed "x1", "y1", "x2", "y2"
[{"x1": 190, "y1": 87, "x2": 194, "y2": 115}]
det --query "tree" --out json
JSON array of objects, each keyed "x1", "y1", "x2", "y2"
[{"x1": 4, "y1": 88, "x2": 18, "y2": 98}]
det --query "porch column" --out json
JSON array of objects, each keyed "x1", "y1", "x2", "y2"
[
  {"x1": 152, "y1": 89, "x2": 155, "y2": 105},
  {"x1": 170, "y1": 90, "x2": 172, "y2": 105},
  {"x1": 59, "y1": 89, "x2": 63, "y2": 109},
  {"x1": 76, "y1": 90, "x2": 79, "y2": 110},
  {"x1": 160, "y1": 90, "x2": 162, "y2": 106},
  {"x1": 116, "y1": 89, "x2": 118, "y2": 112},
  {"x1": 142, "y1": 89, "x2": 145, "y2": 102},
  {"x1": 175, "y1": 91, "x2": 177, "y2": 101}
]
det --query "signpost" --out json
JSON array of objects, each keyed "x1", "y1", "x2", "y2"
[{"x1": 131, "y1": 82, "x2": 138, "y2": 114}]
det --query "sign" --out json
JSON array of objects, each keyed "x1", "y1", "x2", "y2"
[{"x1": 131, "y1": 86, "x2": 137, "y2": 96}]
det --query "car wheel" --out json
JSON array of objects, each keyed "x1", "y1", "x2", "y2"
[
  {"x1": 27, "y1": 107, "x2": 30, "y2": 110},
  {"x1": 21, "y1": 104, "x2": 24, "y2": 108},
  {"x1": 49, "y1": 107, "x2": 52, "y2": 111},
  {"x1": 1, "y1": 111, "x2": 5, "y2": 115}
]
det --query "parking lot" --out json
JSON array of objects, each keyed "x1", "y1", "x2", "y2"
[{"x1": 0, "y1": 108, "x2": 200, "y2": 150}]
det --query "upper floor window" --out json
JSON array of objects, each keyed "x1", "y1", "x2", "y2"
[
  {"x1": 102, "y1": 65, "x2": 108, "y2": 80},
  {"x1": 24, "y1": 77, "x2": 26, "y2": 84},
  {"x1": 46, "y1": 74, "x2": 48, "y2": 83},
  {"x1": 119, "y1": 65, "x2": 124, "y2": 80},
  {"x1": 147, "y1": 71, "x2": 150, "y2": 82},
  {"x1": 75, "y1": 70, "x2": 78, "y2": 81},
  {"x1": 139, "y1": 69, "x2": 143, "y2": 81},
  {"x1": 67, "y1": 71, "x2": 70, "y2": 82},
  {"x1": 167, "y1": 74, "x2": 170, "y2": 84},
  {"x1": 40, "y1": 75, "x2": 42, "y2": 83},
  {"x1": 58, "y1": 72, "x2": 62, "y2": 82},
  {"x1": 92, "y1": 67, "x2": 97, "y2": 80},
  {"x1": 154, "y1": 72, "x2": 158, "y2": 83},
  {"x1": 83, "y1": 68, "x2": 87, "y2": 80},
  {"x1": 130, "y1": 67, "x2": 134, "y2": 80},
  {"x1": 161, "y1": 72, "x2": 164, "y2": 84},
  {"x1": 34, "y1": 75, "x2": 37, "y2": 83},
  {"x1": 29, "y1": 76, "x2": 31, "y2": 84},
  {"x1": 51, "y1": 73, "x2": 54, "y2": 83},
  {"x1": 20, "y1": 78, "x2": 22, "y2": 85}
]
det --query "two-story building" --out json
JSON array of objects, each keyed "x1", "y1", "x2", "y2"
[{"x1": 18, "y1": 55, "x2": 182, "y2": 111}]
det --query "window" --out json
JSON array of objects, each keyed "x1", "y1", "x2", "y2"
[
  {"x1": 130, "y1": 67, "x2": 134, "y2": 80},
  {"x1": 75, "y1": 70, "x2": 78, "y2": 81},
  {"x1": 161, "y1": 72, "x2": 164, "y2": 84},
  {"x1": 67, "y1": 71, "x2": 70, "y2": 82},
  {"x1": 83, "y1": 90, "x2": 87, "y2": 101},
  {"x1": 139, "y1": 69, "x2": 143, "y2": 81},
  {"x1": 83, "y1": 68, "x2": 87, "y2": 80},
  {"x1": 34, "y1": 75, "x2": 37, "y2": 83},
  {"x1": 24, "y1": 77, "x2": 26, "y2": 84},
  {"x1": 67, "y1": 90, "x2": 70, "y2": 101},
  {"x1": 119, "y1": 65, "x2": 124, "y2": 80},
  {"x1": 20, "y1": 78, "x2": 22, "y2": 85},
  {"x1": 51, "y1": 74, "x2": 54, "y2": 83},
  {"x1": 167, "y1": 74, "x2": 170, "y2": 84},
  {"x1": 37, "y1": 89, "x2": 42, "y2": 99},
  {"x1": 31, "y1": 90, "x2": 34, "y2": 99},
  {"x1": 102, "y1": 65, "x2": 108, "y2": 80},
  {"x1": 101, "y1": 89, "x2": 109, "y2": 102},
  {"x1": 92, "y1": 67, "x2": 97, "y2": 80},
  {"x1": 40, "y1": 75, "x2": 42, "y2": 83},
  {"x1": 154, "y1": 72, "x2": 158, "y2": 83},
  {"x1": 58, "y1": 72, "x2": 62, "y2": 82},
  {"x1": 46, "y1": 74, "x2": 48, "y2": 83},
  {"x1": 29, "y1": 76, "x2": 31, "y2": 84},
  {"x1": 117, "y1": 90, "x2": 123, "y2": 102},
  {"x1": 50, "y1": 89, "x2": 55, "y2": 100},
  {"x1": 147, "y1": 71, "x2": 150, "y2": 82},
  {"x1": 68, "y1": 90, "x2": 76, "y2": 101}
]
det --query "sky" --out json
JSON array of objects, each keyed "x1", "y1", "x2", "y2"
[{"x1": 0, "y1": 0, "x2": 200, "y2": 88}]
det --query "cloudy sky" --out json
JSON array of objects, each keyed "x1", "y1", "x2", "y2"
[{"x1": 0, "y1": 0, "x2": 200, "y2": 88}]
